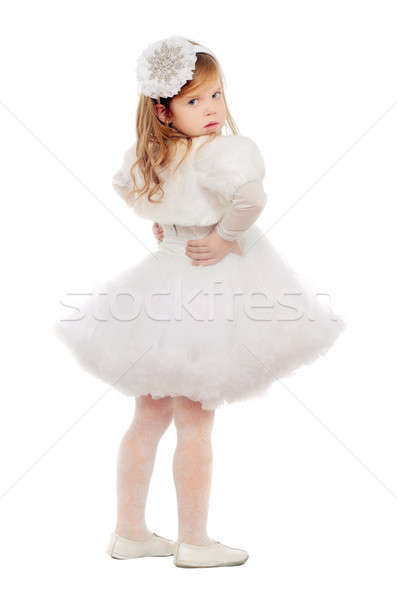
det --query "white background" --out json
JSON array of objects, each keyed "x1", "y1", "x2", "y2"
[{"x1": 1, "y1": 0, "x2": 396, "y2": 597}]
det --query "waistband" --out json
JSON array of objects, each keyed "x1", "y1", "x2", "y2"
[
  {"x1": 159, "y1": 223, "x2": 215, "y2": 240},
  {"x1": 157, "y1": 223, "x2": 216, "y2": 257}
]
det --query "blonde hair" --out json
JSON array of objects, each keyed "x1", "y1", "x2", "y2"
[{"x1": 126, "y1": 39, "x2": 238, "y2": 204}]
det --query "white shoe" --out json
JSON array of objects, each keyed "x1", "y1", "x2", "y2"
[
  {"x1": 107, "y1": 532, "x2": 176, "y2": 559},
  {"x1": 174, "y1": 539, "x2": 249, "y2": 568}
]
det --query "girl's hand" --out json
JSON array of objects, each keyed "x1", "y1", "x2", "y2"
[
  {"x1": 153, "y1": 222, "x2": 163, "y2": 243},
  {"x1": 185, "y1": 229, "x2": 242, "y2": 266}
]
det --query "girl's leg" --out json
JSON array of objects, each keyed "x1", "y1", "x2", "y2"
[
  {"x1": 115, "y1": 394, "x2": 174, "y2": 541},
  {"x1": 173, "y1": 396, "x2": 215, "y2": 545}
]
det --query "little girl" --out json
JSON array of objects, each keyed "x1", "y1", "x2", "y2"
[{"x1": 54, "y1": 35, "x2": 345, "y2": 568}]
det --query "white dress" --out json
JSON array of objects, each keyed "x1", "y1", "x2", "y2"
[{"x1": 53, "y1": 134, "x2": 346, "y2": 410}]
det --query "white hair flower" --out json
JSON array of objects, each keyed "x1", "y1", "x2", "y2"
[{"x1": 136, "y1": 35, "x2": 217, "y2": 99}]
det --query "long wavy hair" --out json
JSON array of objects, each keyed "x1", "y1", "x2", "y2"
[{"x1": 126, "y1": 39, "x2": 239, "y2": 205}]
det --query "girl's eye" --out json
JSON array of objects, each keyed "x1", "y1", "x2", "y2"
[{"x1": 188, "y1": 92, "x2": 221, "y2": 106}]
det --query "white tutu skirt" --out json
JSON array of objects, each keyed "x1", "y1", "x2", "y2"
[{"x1": 53, "y1": 223, "x2": 346, "y2": 410}]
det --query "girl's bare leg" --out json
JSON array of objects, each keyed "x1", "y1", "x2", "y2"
[
  {"x1": 173, "y1": 396, "x2": 215, "y2": 545},
  {"x1": 115, "y1": 394, "x2": 174, "y2": 541}
]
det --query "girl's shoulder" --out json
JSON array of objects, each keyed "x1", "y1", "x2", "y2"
[
  {"x1": 195, "y1": 133, "x2": 264, "y2": 158},
  {"x1": 194, "y1": 133, "x2": 266, "y2": 198}
]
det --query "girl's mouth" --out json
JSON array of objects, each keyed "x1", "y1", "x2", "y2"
[{"x1": 205, "y1": 122, "x2": 219, "y2": 128}]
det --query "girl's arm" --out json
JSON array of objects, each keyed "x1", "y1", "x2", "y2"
[
  {"x1": 186, "y1": 180, "x2": 267, "y2": 266},
  {"x1": 214, "y1": 180, "x2": 267, "y2": 242}
]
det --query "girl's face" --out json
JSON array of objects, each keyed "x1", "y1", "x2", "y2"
[{"x1": 167, "y1": 78, "x2": 226, "y2": 137}]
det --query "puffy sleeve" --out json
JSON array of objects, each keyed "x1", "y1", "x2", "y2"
[
  {"x1": 195, "y1": 135, "x2": 267, "y2": 242},
  {"x1": 112, "y1": 143, "x2": 137, "y2": 201},
  {"x1": 195, "y1": 135, "x2": 266, "y2": 201}
]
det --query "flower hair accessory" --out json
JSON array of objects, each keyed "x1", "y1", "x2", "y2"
[{"x1": 136, "y1": 35, "x2": 218, "y2": 100}]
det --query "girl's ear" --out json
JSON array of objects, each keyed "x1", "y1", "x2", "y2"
[{"x1": 153, "y1": 102, "x2": 172, "y2": 125}]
